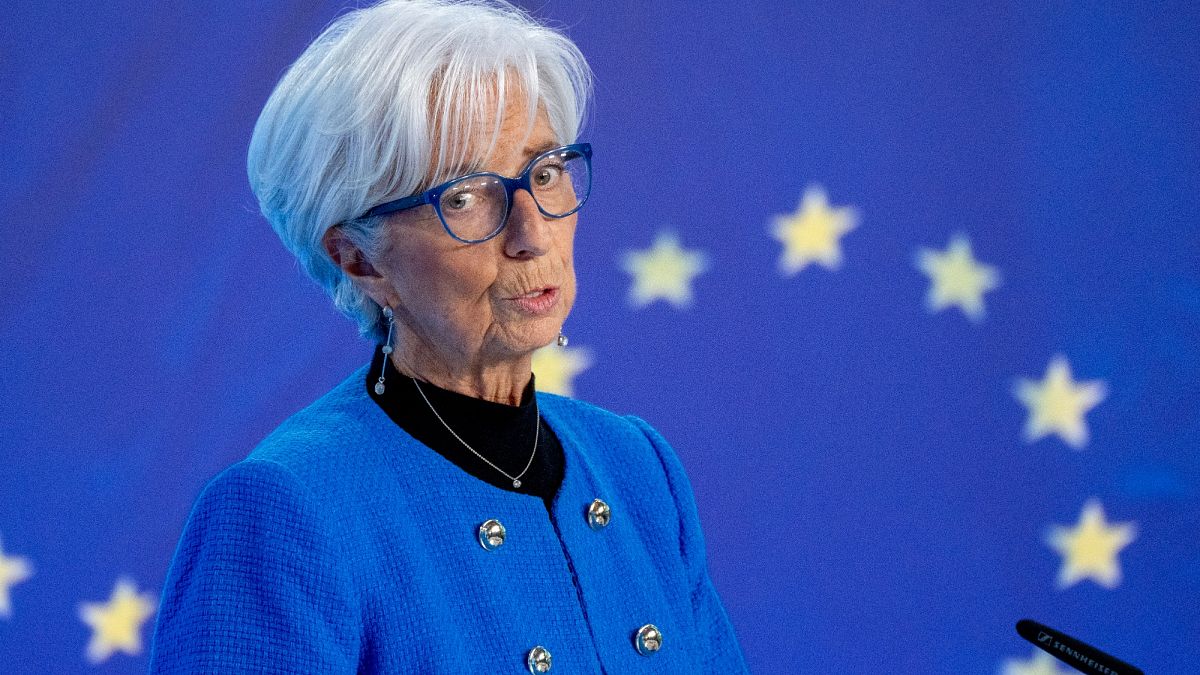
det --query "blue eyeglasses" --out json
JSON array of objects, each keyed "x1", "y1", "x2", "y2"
[{"x1": 361, "y1": 143, "x2": 592, "y2": 244}]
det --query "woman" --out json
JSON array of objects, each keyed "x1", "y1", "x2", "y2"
[{"x1": 150, "y1": 0, "x2": 748, "y2": 672}]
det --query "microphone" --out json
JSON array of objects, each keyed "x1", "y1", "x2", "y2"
[{"x1": 1016, "y1": 619, "x2": 1143, "y2": 675}]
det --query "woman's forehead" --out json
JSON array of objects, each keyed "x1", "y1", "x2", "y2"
[{"x1": 430, "y1": 97, "x2": 556, "y2": 179}]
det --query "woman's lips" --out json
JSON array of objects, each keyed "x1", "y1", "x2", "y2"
[{"x1": 508, "y1": 287, "x2": 559, "y2": 314}]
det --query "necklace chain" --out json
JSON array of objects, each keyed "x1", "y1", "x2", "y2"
[{"x1": 411, "y1": 377, "x2": 539, "y2": 489}]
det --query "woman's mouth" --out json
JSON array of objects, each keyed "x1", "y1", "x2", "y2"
[{"x1": 508, "y1": 286, "x2": 559, "y2": 314}]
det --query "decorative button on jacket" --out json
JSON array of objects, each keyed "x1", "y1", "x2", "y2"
[
  {"x1": 635, "y1": 623, "x2": 664, "y2": 656},
  {"x1": 479, "y1": 519, "x2": 507, "y2": 551},
  {"x1": 587, "y1": 498, "x2": 612, "y2": 530},
  {"x1": 526, "y1": 645, "x2": 552, "y2": 673},
  {"x1": 149, "y1": 365, "x2": 749, "y2": 673}
]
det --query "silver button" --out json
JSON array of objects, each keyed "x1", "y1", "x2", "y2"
[
  {"x1": 634, "y1": 624, "x2": 663, "y2": 656},
  {"x1": 478, "y1": 519, "x2": 506, "y2": 551},
  {"x1": 586, "y1": 498, "x2": 612, "y2": 530},
  {"x1": 526, "y1": 645, "x2": 552, "y2": 673}
]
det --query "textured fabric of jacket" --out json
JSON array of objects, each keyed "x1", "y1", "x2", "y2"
[{"x1": 149, "y1": 365, "x2": 749, "y2": 673}]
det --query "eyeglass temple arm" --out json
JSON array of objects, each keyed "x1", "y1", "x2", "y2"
[{"x1": 363, "y1": 191, "x2": 432, "y2": 219}]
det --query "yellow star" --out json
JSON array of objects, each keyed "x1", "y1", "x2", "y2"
[
  {"x1": 621, "y1": 231, "x2": 708, "y2": 308},
  {"x1": 1045, "y1": 499, "x2": 1136, "y2": 589},
  {"x1": 0, "y1": 537, "x2": 34, "y2": 619},
  {"x1": 78, "y1": 578, "x2": 157, "y2": 664},
  {"x1": 915, "y1": 233, "x2": 1000, "y2": 321},
  {"x1": 1001, "y1": 649, "x2": 1075, "y2": 675},
  {"x1": 770, "y1": 185, "x2": 858, "y2": 275},
  {"x1": 531, "y1": 344, "x2": 592, "y2": 397},
  {"x1": 1014, "y1": 356, "x2": 1107, "y2": 449}
]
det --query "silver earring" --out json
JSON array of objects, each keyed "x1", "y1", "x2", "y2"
[
  {"x1": 557, "y1": 331, "x2": 568, "y2": 347},
  {"x1": 375, "y1": 306, "x2": 395, "y2": 395}
]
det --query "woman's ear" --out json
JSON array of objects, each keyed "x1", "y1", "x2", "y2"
[
  {"x1": 323, "y1": 226, "x2": 379, "y2": 279},
  {"x1": 323, "y1": 226, "x2": 393, "y2": 306}
]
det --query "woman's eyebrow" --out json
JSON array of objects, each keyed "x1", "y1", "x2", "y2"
[
  {"x1": 451, "y1": 140, "x2": 558, "y2": 177},
  {"x1": 523, "y1": 140, "x2": 558, "y2": 158}
]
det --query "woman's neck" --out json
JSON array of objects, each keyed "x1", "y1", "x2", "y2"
[{"x1": 388, "y1": 350, "x2": 532, "y2": 406}]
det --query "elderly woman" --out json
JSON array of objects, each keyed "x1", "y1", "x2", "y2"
[{"x1": 150, "y1": 1, "x2": 748, "y2": 672}]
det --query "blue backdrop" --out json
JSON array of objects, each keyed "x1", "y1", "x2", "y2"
[{"x1": 2, "y1": 1, "x2": 1197, "y2": 673}]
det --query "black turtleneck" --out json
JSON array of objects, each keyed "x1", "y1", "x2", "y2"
[{"x1": 365, "y1": 346, "x2": 565, "y2": 512}]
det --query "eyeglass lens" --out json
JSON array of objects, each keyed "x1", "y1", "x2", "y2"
[{"x1": 437, "y1": 147, "x2": 590, "y2": 241}]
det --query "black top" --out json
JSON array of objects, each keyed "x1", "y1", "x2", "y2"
[{"x1": 365, "y1": 345, "x2": 566, "y2": 512}]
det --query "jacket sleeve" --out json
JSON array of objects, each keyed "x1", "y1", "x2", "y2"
[
  {"x1": 627, "y1": 416, "x2": 751, "y2": 674},
  {"x1": 149, "y1": 458, "x2": 361, "y2": 674}
]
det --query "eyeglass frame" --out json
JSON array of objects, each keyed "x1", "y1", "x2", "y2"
[{"x1": 359, "y1": 142, "x2": 592, "y2": 244}]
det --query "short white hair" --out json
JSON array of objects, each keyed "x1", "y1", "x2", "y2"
[{"x1": 247, "y1": 0, "x2": 592, "y2": 343}]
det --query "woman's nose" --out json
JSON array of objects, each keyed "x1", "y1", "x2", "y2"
[{"x1": 503, "y1": 189, "x2": 551, "y2": 258}]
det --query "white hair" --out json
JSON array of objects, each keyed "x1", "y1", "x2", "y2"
[{"x1": 247, "y1": 0, "x2": 592, "y2": 343}]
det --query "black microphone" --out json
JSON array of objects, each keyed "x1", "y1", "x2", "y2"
[{"x1": 1016, "y1": 619, "x2": 1143, "y2": 675}]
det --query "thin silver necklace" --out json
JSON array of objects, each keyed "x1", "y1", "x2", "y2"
[{"x1": 411, "y1": 377, "x2": 539, "y2": 489}]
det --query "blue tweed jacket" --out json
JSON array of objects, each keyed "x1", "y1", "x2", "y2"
[{"x1": 149, "y1": 365, "x2": 749, "y2": 673}]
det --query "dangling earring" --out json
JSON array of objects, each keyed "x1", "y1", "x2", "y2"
[
  {"x1": 557, "y1": 330, "x2": 568, "y2": 347},
  {"x1": 375, "y1": 306, "x2": 395, "y2": 395}
]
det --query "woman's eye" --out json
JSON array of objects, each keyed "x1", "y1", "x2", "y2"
[
  {"x1": 533, "y1": 164, "x2": 563, "y2": 188},
  {"x1": 443, "y1": 191, "x2": 476, "y2": 210}
]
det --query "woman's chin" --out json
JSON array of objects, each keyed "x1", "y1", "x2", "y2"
[{"x1": 489, "y1": 319, "x2": 565, "y2": 360}]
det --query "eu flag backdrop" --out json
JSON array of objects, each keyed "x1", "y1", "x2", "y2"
[{"x1": 2, "y1": 1, "x2": 1197, "y2": 672}]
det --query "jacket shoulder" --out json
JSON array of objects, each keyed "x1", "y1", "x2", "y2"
[
  {"x1": 244, "y1": 364, "x2": 383, "y2": 493},
  {"x1": 535, "y1": 392, "x2": 653, "y2": 445},
  {"x1": 535, "y1": 393, "x2": 689, "y2": 490}
]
